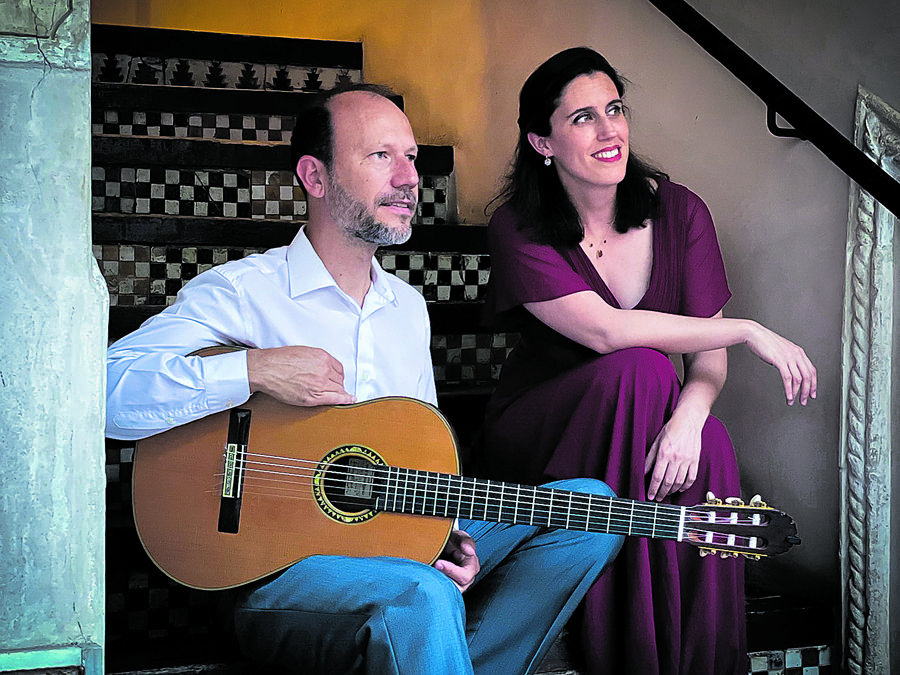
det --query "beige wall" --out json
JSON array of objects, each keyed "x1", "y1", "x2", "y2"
[{"x1": 92, "y1": 0, "x2": 870, "y2": 601}]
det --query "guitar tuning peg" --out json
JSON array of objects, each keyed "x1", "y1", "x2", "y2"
[
  {"x1": 720, "y1": 551, "x2": 738, "y2": 559},
  {"x1": 749, "y1": 494, "x2": 766, "y2": 508},
  {"x1": 705, "y1": 491, "x2": 722, "y2": 505},
  {"x1": 699, "y1": 548, "x2": 711, "y2": 557},
  {"x1": 725, "y1": 497, "x2": 744, "y2": 506}
]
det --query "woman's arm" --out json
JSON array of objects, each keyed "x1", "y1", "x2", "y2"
[
  {"x1": 644, "y1": 319, "x2": 727, "y2": 500},
  {"x1": 524, "y1": 291, "x2": 816, "y2": 405}
]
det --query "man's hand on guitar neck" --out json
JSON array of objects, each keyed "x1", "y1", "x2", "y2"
[
  {"x1": 434, "y1": 529, "x2": 480, "y2": 593},
  {"x1": 247, "y1": 346, "x2": 356, "y2": 407}
]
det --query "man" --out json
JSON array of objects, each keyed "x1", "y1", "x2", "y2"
[{"x1": 106, "y1": 84, "x2": 623, "y2": 675}]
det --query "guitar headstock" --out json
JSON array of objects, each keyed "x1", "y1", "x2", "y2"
[{"x1": 682, "y1": 492, "x2": 801, "y2": 559}]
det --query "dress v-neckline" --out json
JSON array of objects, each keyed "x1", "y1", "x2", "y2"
[{"x1": 572, "y1": 220, "x2": 658, "y2": 311}]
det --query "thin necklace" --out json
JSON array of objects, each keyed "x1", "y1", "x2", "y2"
[{"x1": 585, "y1": 237, "x2": 608, "y2": 259}]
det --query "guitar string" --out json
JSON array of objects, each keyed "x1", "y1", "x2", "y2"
[
  {"x1": 213, "y1": 451, "x2": 765, "y2": 546},
  {"x1": 232, "y1": 451, "x2": 760, "y2": 523}
]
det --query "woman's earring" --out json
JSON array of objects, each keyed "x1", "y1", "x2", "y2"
[{"x1": 544, "y1": 156, "x2": 552, "y2": 167}]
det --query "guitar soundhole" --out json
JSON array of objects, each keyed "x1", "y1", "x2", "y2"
[
  {"x1": 313, "y1": 445, "x2": 386, "y2": 524},
  {"x1": 322, "y1": 456, "x2": 379, "y2": 512}
]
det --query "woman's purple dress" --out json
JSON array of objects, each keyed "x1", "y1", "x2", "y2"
[{"x1": 479, "y1": 180, "x2": 746, "y2": 675}]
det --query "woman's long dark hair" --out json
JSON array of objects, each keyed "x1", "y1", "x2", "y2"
[{"x1": 491, "y1": 47, "x2": 666, "y2": 247}]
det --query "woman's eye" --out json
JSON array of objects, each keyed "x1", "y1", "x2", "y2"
[
  {"x1": 607, "y1": 103, "x2": 624, "y2": 117},
  {"x1": 573, "y1": 112, "x2": 594, "y2": 124}
]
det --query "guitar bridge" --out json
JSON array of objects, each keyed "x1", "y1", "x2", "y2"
[{"x1": 218, "y1": 408, "x2": 251, "y2": 534}]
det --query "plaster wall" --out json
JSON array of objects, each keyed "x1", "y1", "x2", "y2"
[
  {"x1": 87, "y1": 0, "x2": 896, "y2": 609},
  {"x1": 0, "y1": 0, "x2": 107, "y2": 660}
]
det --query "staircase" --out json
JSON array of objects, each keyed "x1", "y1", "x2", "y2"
[{"x1": 90, "y1": 24, "x2": 832, "y2": 675}]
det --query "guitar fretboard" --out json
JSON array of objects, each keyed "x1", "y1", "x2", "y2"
[{"x1": 375, "y1": 466, "x2": 687, "y2": 541}]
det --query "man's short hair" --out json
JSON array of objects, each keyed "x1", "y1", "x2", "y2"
[{"x1": 289, "y1": 82, "x2": 400, "y2": 191}]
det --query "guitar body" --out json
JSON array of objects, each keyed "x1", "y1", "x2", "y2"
[{"x1": 133, "y1": 396, "x2": 459, "y2": 590}]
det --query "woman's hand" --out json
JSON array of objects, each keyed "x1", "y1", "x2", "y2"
[
  {"x1": 744, "y1": 323, "x2": 817, "y2": 406},
  {"x1": 434, "y1": 529, "x2": 480, "y2": 592},
  {"x1": 645, "y1": 407, "x2": 705, "y2": 501}
]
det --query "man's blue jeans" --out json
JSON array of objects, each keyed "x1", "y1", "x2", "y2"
[{"x1": 234, "y1": 478, "x2": 623, "y2": 675}]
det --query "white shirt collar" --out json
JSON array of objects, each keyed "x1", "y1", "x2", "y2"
[{"x1": 286, "y1": 225, "x2": 397, "y2": 306}]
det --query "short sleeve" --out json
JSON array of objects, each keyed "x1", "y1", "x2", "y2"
[
  {"x1": 668, "y1": 183, "x2": 731, "y2": 317},
  {"x1": 484, "y1": 204, "x2": 591, "y2": 320}
]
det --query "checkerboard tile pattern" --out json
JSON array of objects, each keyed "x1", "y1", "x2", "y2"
[
  {"x1": 93, "y1": 108, "x2": 297, "y2": 142},
  {"x1": 95, "y1": 245, "x2": 490, "y2": 308},
  {"x1": 92, "y1": 166, "x2": 264, "y2": 219},
  {"x1": 95, "y1": 244, "x2": 268, "y2": 306},
  {"x1": 379, "y1": 252, "x2": 489, "y2": 301},
  {"x1": 748, "y1": 646, "x2": 832, "y2": 674},
  {"x1": 417, "y1": 175, "x2": 449, "y2": 224},
  {"x1": 432, "y1": 333, "x2": 518, "y2": 385},
  {"x1": 93, "y1": 165, "x2": 447, "y2": 224}
]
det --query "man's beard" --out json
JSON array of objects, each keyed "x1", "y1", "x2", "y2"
[{"x1": 326, "y1": 178, "x2": 415, "y2": 247}]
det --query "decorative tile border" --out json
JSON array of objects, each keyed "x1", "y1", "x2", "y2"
[{"x1": 92, "y1": 52, "x2": 360, "y2": 92}]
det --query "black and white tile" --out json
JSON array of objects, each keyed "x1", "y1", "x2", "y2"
[{"x1": 93, "y1": 165, "x2": 445, "y2": 224}]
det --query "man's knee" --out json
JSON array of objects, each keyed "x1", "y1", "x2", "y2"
[
  {"x1": 542, "y1": 478, "x2": 625, "y2": 562},
  {"x1": 383, "y1": 563, "x2": 465, "y2": 619},
  {"x1": 547, "y1": 476, "x2": 615, "y2": 498}
]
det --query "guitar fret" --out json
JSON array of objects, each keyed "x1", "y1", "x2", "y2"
[
  {"x1": 627, "y1": 501, "x2": 634, "y2": 536},
  {"x1": 566, "y1": 491, "x2": 572, "y2": 529},
  {"x1": 428, "y1": 471, "x2": 437, "y2": 516},
  {"x1": 514, "y1": 484, "x2": 520, "y2": 524},
  {"x1": 437, "y1": 473, "x2": 446, "y2": 517},
  {"x1": 414, "y1": 470, "x2": 424, "y2": 515},
  {"x1": 586, "y1": 494, "x2": 592, "y2": 532},
  {"x1": 401, "y1": 468, "x2": 409, "y2": 513},
  {"x1": 651, "y1": 503, "x2": 658, "y2": 538},
  {"x1": 529, "y1": 486, "x2": 536, "y2": 526}
]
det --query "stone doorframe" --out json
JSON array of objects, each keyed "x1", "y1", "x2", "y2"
[{"x1": 840, "y1": 86, "x2": 899, "y2": 675}]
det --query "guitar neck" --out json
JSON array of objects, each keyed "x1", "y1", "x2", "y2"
[{"x1": 375, "y1": 466, "x2": 685, "y2": 542}]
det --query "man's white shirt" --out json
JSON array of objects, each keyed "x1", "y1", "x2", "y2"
[{"x1": 106, "y1": 227, "x2": 437, "y2": 440}]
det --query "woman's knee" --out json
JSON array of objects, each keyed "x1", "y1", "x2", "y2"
[{"x1": 578, "y1": 348, "x2": 679, "y2": 396}]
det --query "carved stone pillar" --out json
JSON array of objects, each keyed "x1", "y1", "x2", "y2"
[{"x1": 840, "y1": 86, "x2": 899, "y2": 675}]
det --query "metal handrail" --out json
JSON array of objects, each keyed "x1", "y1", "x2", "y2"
[{"x1": 648, "y1": 0, "x2": 900, "y2": 219}]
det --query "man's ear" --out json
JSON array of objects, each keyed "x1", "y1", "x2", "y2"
[
  {"x1": 526, "y1": 132, "x2": 552, "y2": 159},
  {"x1": 295, "y1": 156, "x2": 327, "y2": 199}
]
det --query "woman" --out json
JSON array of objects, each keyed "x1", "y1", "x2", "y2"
[{"x1": 478, "y1": 47, "x2": 816, "y2": 675}]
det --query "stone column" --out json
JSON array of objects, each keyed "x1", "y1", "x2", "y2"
[
  {"x1": 840, "y1": 86, "x2": 899, "y2": 675},
  {"x1": 0, "y1": 1, "x2": 106, "y2": 673}
]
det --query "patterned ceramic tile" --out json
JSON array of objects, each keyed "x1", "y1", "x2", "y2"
[{"x1": 93, "y1": 164, "x2": 446, "y2": 224}]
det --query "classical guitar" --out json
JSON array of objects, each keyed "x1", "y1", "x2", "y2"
[{"x1": 133, "y1": 395, "x2": 801, "y2": 590}]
